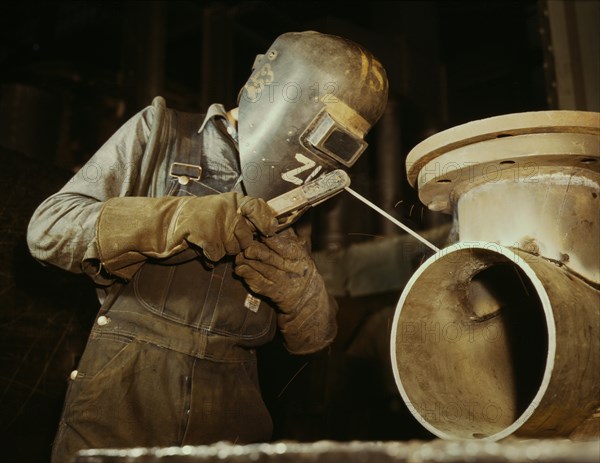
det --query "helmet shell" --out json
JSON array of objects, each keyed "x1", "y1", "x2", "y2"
[{"x1": 238, "y1": 31, "x2": 388, "y2": 200}]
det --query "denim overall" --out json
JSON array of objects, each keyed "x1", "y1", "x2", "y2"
[{"x1": 52, "y1": 105, "x2": 276, "y2": 463}]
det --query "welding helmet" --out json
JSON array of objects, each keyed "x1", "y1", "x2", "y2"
[{"x1": 237, "y1": 31, "x2": 388, "y2": 200}]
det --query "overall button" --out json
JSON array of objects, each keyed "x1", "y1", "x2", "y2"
[
  {"x1": 97, "y1": 315, "x2": 110, "y2": 326},
  {"x1": 70, "y1": 370, "x2": 78, "y2": 380}
]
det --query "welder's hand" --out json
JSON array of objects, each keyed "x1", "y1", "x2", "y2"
[
  {"x1": 234, "y1": 228, "x2": 338, "y2": 354},
  {"x1": 234, "y1": 228, "x2": 314, "y2": 311},
  {"x1": 96, "y1": 192, "x2": 278, "y2": 279}
]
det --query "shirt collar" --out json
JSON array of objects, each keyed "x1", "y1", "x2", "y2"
[
  {"x1": 198, "y1": 103, "x2": 239, "y2": 143},
  {"x1": 198, "y1": 103, "x2": 229, "y2": 132}
]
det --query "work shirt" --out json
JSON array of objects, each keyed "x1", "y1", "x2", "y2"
[{"x1": 27, "y1": 99, "x2": 238, "y2": 286}]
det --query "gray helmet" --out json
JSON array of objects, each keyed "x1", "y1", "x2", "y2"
[{"x1": 238, "y1": 31, "x2": 389, "y2": 200}]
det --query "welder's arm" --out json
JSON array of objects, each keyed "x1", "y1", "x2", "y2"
[
  {"x1": 26, "y1": 101, "x2": 279, "y2": 283},
  {"x1": 26, "y1": 104, "x2": 155, "y2": 281},
  {"x1": 234, "y1": 227, "x2": 338, "y2": 354},
  {"x1": 94, "y1": 193, "x2": 277, "y2": 280}
]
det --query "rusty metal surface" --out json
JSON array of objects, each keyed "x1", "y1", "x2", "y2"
[{"x1": 74, "y1": 439, "x2": 600, "y2": 463}]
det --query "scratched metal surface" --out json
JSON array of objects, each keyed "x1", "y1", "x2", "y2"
[{"x1": 75, "y1": 439, "x2": 600, "y2": 463}]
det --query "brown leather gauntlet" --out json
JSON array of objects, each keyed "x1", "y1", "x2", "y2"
[
  {"x1": 96, "y1": 192, "x2": 277, "y2": 280},
  {"x1": 234, "y1": 228, "x2": 338, "y2": 354}
]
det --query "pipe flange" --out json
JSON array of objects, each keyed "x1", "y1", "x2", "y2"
[{"x1": 406, "y1": 111, "x2": 600, "y2": 213}]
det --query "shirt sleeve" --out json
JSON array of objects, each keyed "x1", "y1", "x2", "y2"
[{"x1": 26, "y1": 104, "x2": 156, "y2": 280}]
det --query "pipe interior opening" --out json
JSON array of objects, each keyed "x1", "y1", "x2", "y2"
[{"x1": 394, "y1": 249, "x2": 550, "y2": 439}]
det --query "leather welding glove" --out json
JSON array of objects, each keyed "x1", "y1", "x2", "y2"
[
  {"x1": 234, "y1": 227, "x2": 338, "y2": 354},
  {"x1": 96, "y1": 192, "x2": 278, "y2": 280}
]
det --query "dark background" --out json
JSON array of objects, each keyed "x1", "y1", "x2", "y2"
[{"x1": 0, "y1": 1, "x2": 552, "y2": 462}]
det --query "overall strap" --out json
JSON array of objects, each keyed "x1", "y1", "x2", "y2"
[
  {"x1": 135, "y1": 96, "x2": 171, "y2": 197},
  {"x1": 137, "y1": 96, "x2": 209, "y2": 198},
  {"x1": 165, "y1": 107, "x2": 213, "y2": 197},
  {"x1": 167, "y1": 105, "x2": 241, "y2": 197},
  {"x1": 146, "y1": 97, "x2": 241, "y2": 198},
  {"x1": 167, "y1": 110, "x2": 205, "y2": 178}
]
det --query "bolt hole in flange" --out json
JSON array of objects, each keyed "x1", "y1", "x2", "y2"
[
  {"x1": 580, "y1": 157, "x2": 597, "y2": 164},
  {"x1": 437, "y1": 179, "x2": 452, "y2": 183},
  {"x1": 499, "y1": 160, "x2": 515, "y2": 165}
]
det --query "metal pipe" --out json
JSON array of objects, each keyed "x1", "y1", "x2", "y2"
[
  {"x1": 391, "y1": 110, "x2": 600, "y2": 440},
  {"x1": 391, "y1": 243, "x2": 599, "y2": 440}
]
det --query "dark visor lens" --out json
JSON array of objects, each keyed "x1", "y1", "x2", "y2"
[
  {"x1": 322, "y1": 129, "x2": 363, "y2": 164},
  {"x1": 303, "y1": 110, "x2": 367, "y2": 167}
]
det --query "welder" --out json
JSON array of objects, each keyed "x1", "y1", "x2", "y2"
[{"x1": 27, "y1": 31, "x2": 388, "y2": 462}]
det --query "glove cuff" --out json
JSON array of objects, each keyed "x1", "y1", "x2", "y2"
[
  {"x1": 96, "y1": 196, "x2": 189, "y2": 279},
  {"x1": 277, "y1": 271, "x2": 338, "y2": 354}
]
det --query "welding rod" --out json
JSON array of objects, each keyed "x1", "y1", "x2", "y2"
[{"x1": 344, "y1": 186, "x2": 440, "y2": 253}]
